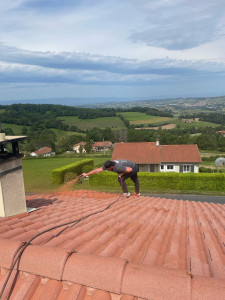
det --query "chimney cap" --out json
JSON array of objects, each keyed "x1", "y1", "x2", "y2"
[{"x1": 0, "y1": 136, "x2": 27, "y2": 145}]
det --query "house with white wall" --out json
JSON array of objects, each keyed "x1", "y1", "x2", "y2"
[
  {"x1": 112, "y1": 141, "x2": 202, "y2": 173},
  {"x1": 72, "y1": 142, "x2": 86, "y2": 153},
  {"x1": 30, "y1": 147, "x2": 53, "y2": 157}
]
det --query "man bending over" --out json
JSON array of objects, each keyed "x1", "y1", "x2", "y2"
[{"x1": 81, "y1": 159, "x2": 140, "y2": 197}]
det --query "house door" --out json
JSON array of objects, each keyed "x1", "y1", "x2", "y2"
[{"x1": 150, "y1": 164, "x2": 155, "y2": 172}]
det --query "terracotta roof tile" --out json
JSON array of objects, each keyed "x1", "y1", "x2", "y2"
[
  {"x1": 122, "y1": 263, "x2": 192, "y2": 300},
  {"x1": 0, "y1": 239, "x2": 25, "y2": 269},
  {"x1": 18, "y1": 245, "x2": 72, "y2": 281},
  {"x1": 0, "y1": 190, "x2": 225, "y2": 299},
  {"x1": 62, "y1": 253, "x2": 127, "y2": 294}
]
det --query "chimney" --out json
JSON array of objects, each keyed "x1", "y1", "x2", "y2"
[
  {"x1": 0, "y1": 135, "x2": 27, "y2": 217},
  {"x1": 156, "y1": 139, "x2": 160, "y2": 146}
]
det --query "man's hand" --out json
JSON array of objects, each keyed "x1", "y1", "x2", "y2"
[{"x1": 80, "y1": 173, "x2": 88, "y2": 177}]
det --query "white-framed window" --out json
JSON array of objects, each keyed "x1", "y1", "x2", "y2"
[
  {"x1": 183, "y1": 165, "x2": 191, "y2": 173},
  {"x1": 160, "y1": 164, "x2": 165, "y2": 171},
  {"x1": 167, "y1": 164, "x2": 174, "y2": 171}
]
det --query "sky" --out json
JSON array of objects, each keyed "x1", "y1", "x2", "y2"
[{"x1": 0, "y1": 0, "x2": 225, "y2": 103}]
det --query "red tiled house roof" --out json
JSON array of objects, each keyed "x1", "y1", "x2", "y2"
[
  {"x1": 34, "y1": 147, "x2": 52, "y2": 156},
  {"x1": 73, "y1": 142, "x2": 86, "y2": 147},
  {"x1": 112, "y1": 142, "x2": 202, "y2": 163},
  {"x1": 0, "y1": 190, "x2": 225, "y2": 299},
  {"x1": 160, "y1": 144, "x2": 202, "y2": 163}
]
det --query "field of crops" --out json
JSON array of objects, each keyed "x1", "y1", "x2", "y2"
[
  {"x1": 119, "y1": 112, "x2": 172, "y2": 125},
  {"x1": 174, "y1": 119, "x2": 220, "y2": 129},
  {"x1": 58, "y1": 116, "x2": 126, "y2": 130},
  {"x1": 119, "y1": 112, "x2": 220, "y2": 129}
]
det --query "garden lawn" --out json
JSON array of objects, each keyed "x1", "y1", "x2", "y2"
[{"x1": 22, "y1": 156, "x2": 109, "y2": 193}]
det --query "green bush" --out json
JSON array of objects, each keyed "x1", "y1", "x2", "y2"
[
  {"x1": 89, "y1": 172, "x2": 225, "y2": 192},
  {"x1": 199, "y1": 167, "x2": 224, "y2": 173},
  {"x1": 82, "y1": 165, "x2": 94, "y2": 173},
  {"x1": 52, "y1": 159, "x2": 94, "y2": 184},
  {"x1": 64, "y1": 172, "x2": 78, "y2": 183}
]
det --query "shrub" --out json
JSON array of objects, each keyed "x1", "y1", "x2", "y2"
[
  {"x1": 82, "y1": 165, "x2": 94, "y2": 173},
  {"x1": 89, "y1": 172, "x2": 225, "y2": 192},
  {"x1": 199, "y1": 167, "x2": 224, "y2": 173},
  {"x1": 64, "y1": 172, "x2": 77, "y2": 183},
  {"x1": 52, "y1": 159, "x2": 94, "y2": 184},
  {"x1": 199, "y1": 167, "x2": 214, "y2": 173}
]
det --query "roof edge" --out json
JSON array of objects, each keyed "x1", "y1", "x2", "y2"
[{"x1": 1, "y1": 243, "x2": 225, "y2": 299}]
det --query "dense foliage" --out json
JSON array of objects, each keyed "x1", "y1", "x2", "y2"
[
  {"x1": 1, "y1": 103, "x2": 225, "y2": 152},
  {"x1": 118, "y1": 106, "x2": 173, "y2": 118},
  {"x1": 180, "y1": 112, "x2": 225, "y2": 125},
  {"x1": 51, "y1": 158, "x2": 94, "y2": 184},
  {"x1": 89, "y1": 172, "x2": 225, "y2": 192}
]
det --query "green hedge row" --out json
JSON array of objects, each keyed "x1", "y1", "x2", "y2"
[
  {"x1": 52, "y1": 159, "x2": 94, "y2": 184},
  {"x1": 199, "y1": 167, "x2": 224, "y2": 173},
  {"x1": 89, "y1": 172, "x2": 225, "y2": 192}
]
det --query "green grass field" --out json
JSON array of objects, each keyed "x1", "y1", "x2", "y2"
[
  {"x1": 1, "y1": 123, "x2": 85, "y2": 139},
  {"x1": 2, "y1": 123, "x2": 27, "y2": 135},
  {"x1": 119, "y1": 112, "x2": 172, "y2": 125},
  {"x1": 119, "y1": 112, "x2": 220, "y2": 129},
  {"x1": 58, "y1": 116, "x2": 126, "y2": 130},
  {"x1": 22, "y1": 156, "x2": 110, "y2": 193},
  {"x1": 174, "y1": 119, "x2": 220, "y2": 129}
]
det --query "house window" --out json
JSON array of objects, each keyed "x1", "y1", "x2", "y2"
[
  {"x1": 167, "y1": 165, "x2": 174, "y2": 171},
  {"x1": 160, "y1": 165, "x2": 165, "y2": 171},
  {"x1": 183, "y1": 165, "x2": 191, "y2": 172}
]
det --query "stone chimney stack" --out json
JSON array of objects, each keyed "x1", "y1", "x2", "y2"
[{"x1": 0, "y1": 136, "x2": 27, "y2": 217}]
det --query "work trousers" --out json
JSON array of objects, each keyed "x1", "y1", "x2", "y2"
[{"x1": 118, "y1": 165, "x2": 139, "y2": 194}]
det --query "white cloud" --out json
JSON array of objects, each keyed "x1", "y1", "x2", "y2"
[{"x1": 0, "y1": 0, "x2": 225, "y2": 100}]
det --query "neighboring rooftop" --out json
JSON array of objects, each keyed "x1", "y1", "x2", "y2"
[
  {"x1": 33, "y1": 147, "x2": 52, "y2": 156},
  {"x1": 0, "y1": 190, "x2": 224, "y2": 299},
  {"x1": 112, "y1": 142, "x2": 202, "y2": 164}
]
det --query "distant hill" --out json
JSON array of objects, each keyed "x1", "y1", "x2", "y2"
[
  {"x1": 0, "y1": 95, "x2": 224, "y2": 111},
  {"x1": 0, "y1": 97, "x2": 154, "y2": 107}
]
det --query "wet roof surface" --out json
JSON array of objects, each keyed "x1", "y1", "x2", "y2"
[{"x1": 0, "y1": 190, "x2": 224, "y2": 299}]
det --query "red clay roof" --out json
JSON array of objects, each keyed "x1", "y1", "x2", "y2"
[
  {"x1": 0, "y1": 190, "x2": 224, "y2": 299},
  {"x1": 112, "y1": 142, "x2": 161, "y2": 163},
  {"x1": 34, "y1": 147, "x2": 52, "y2": 155},
  {"x1": 112, "y1": 142, "x2": 202, "y2": 163},
  {"x1": 160, "y1": 144, "x2": 202, "y2": 163},
  {"x1": 73, "y1": 142, "x2": 86, "y2": 147}
]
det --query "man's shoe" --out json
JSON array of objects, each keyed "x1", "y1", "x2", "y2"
[
  {"x1": 133, "y1": 192, "x2": 141, "y2": 197},
  {"x1": 123, "y1": 192, "x2": 130, "y2": 198}
]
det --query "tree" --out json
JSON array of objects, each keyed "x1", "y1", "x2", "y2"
[{"x1": 84, "y1": 139, "x2": 92, "y2": 153}]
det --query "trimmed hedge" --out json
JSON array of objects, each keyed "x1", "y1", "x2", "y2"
[
  {"x1": 52, "y1": 159, "x2": 94, "y2": 184},
  {"x1": 199, "y1": 167, "x2": 224, "y2": 173},
  {"x1": 89, "y1": 172, "x2": 225, "y2": 192}
]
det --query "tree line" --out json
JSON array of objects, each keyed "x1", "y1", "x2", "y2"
[{"x1": 1, "y1": 103, "x2": 225, "y2": 153}]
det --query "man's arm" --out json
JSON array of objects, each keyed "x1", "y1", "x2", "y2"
[
  {"x1": 118, "y1": 167, "x2": 133, "y2": 177},
  {"x1": 81, "y1": 167, "x2": 104, "y2": 177}
]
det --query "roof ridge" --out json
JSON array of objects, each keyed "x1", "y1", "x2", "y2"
[{"x1": 1, "y1": 242, "x2": 225, "y2": 299}]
